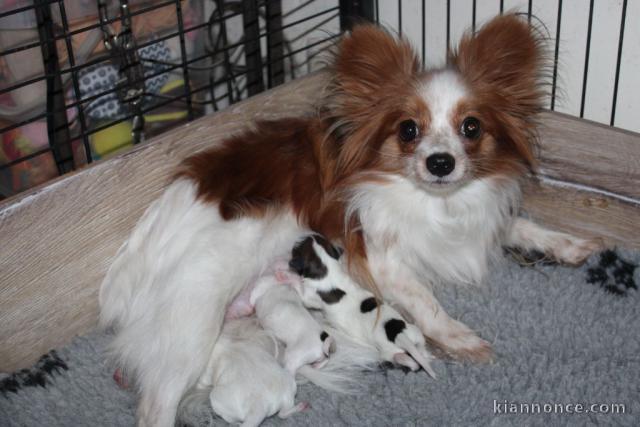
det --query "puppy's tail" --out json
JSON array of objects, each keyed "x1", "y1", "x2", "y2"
[{"x1": 296, "y1": 324, "x2": 380, "y2": 394}]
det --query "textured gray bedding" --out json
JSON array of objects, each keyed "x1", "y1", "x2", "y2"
[{"x1": 1, "y1": 250, "x2": 638, "y2": 426}]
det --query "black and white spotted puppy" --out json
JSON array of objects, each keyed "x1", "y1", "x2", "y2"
[{"x1": 288, "y1": 235, "x2": 436, "y2": 378}]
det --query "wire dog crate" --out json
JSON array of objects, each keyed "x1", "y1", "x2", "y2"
[
  {"x1": 0, "y1": 0, "x2": 345, "y2": 198},
  {"x1": 0, "y1": 0, "x2": 636, "y2": 199}
]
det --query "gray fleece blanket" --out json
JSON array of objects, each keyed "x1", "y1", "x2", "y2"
[{"x1": 1, "y1": 249, "x2": 639, "y2": 426}]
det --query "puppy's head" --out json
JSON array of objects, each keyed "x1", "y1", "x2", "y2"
[
  {"x1": 289, "y1": 234, "x2": 348, "y2": 305},
  {"x1": 328, "y1": 15, "x2": 547, "y2": 194},
  {"x1": 289, "y1": 234, "x2": 343, "y2": 279}
]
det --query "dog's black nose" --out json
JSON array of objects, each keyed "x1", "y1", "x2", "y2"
[{"x1": 426, "y1": 153, "x2": 455, "y2": 177}]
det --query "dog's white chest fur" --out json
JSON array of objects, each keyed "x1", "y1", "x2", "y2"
[{"x1": 350, "y1": 175, "x2": 518, "y2": 285}]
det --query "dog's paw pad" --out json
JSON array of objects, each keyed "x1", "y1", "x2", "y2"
[{"x1": 552, "y1": 237, "x2": 603, "y2": 266}]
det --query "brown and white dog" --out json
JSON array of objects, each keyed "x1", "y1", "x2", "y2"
[{"x1": 99, "y1": 15, "x2": 600, "y2": 426}]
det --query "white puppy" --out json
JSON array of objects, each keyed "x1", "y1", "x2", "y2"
[
  {"x1": 196, "y1": 317, "x2": 308, "y2": 427},
  {"x1": 250, "y1": 265, "x2": 336, "y2": 374},
  {"x1": 289, "y1": 235, "x2": 436, "y2": 377}
]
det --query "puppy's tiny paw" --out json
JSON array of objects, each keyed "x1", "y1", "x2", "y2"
[
  {"x1": 552, "y1": 236, "x2": 603, "y2": 266},
  {"x1": 113, "y1": 368, "x2": 129, "y2": 389}
]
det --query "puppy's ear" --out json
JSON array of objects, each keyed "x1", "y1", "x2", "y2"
[{"x1": 311, "y1": 234, "x2": 344, "y2": 260}]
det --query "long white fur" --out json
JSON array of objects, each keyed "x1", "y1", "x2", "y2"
[
  {"x1": 348, "y1": 70, "x2": 517, "y2": 285},
  {"x1": 295, "y1": 321, "x2": 381, "y2": 394},
  {"x1": 99, "y1": 179, "x2": 308, "y2": 426}
]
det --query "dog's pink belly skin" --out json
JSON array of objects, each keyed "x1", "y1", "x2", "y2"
[
  {"x1": 224, "y1": 259, "x2": 301, "y2": 320},
  {"x1": 224, "y1": 283, "x2": 256, "y2": 320}
]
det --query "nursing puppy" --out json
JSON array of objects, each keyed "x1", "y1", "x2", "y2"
[
  {"x1": 195, "y1": 317, "x2": 308, "y2": 427},
  {"x1": 250, "y1": 267, "x2": 336, "y2": 374},
  {"x1": 100, "y1": 15, "x2": 600, "y2": 426},
  {"x1": 289, "y1": 235, "x2": 436, "y2": 378},
  {"x1": 223, "y1": 261, "x2": 336, "y2": 373}
]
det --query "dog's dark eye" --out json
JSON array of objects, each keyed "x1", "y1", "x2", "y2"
[
  {"x1": 399, "y1": 120, "x2": 419, "y2": 142},
  {"x1": 460, "y1": 117, "x2": 481, "y2": 139}
]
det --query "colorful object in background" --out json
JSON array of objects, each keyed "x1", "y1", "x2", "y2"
[
  {"x1": 144, "y1": 78, "x2": 190, "y2": 132},
  {"x1": 0, "y1": 0, "x2": 205, "y2": 197},
  {"x1": 88, "y1": 76, "x2": 193, "y2": 160},
  {"x1": 90, "y1": 121, "x2": 134, "y2": 160},
  {"x1": 0, "y1": 0, "x2": 197, "y2": 121},
  {"x1": 88, "y1": 77, "x2": 195, "y2": 161},
  {"x1": 79, "y1": 41, "x2": 172, "y2": 120},
  {"x1": 0, "y1": 120, "x2": 57, "y2": 197}
]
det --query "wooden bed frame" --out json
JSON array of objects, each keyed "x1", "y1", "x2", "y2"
[{"x1": 1, "y1": 72, "x2": 638, "y2": 372}]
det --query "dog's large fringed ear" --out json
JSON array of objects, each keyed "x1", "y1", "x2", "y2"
[
  {"x1": 332, "y1": 25, "x2": 420, "y2": 97},
  {"x1": 451, "y1": 15, "x2": 546, "y2": 117},
  {"x1": 451, "y1": 14, "x2": 547, "y2": 168},
  {"x1": 328, "y1": 25, "x2": 421, "y2": 176}
]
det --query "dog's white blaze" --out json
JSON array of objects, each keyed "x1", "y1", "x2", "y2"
[
  {"x1": 411, "y1": 70, "x2": 470, "y2": 183},
  {"x1": 420, "y1": 70, "x2": 468, "y2": 135}
]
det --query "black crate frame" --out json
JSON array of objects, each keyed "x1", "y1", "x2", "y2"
[{"x1": 0, "y1": 0, "x2": 354, "y2": 197}]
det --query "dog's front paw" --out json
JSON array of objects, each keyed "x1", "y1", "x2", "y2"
[
  {"x1": 444, "y1": 332, "x2": 494, "y2": 363},
  {"x1": 552, "y1": 235, "x2": 603, "y2": 266},
  {"x1": 428, "y1": 323, "x2": 494, "y2": 363}
]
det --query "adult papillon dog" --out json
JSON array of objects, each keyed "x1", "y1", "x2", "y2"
[{"x1": 100, "y1": 15, "x2": 600, "y2": 426}]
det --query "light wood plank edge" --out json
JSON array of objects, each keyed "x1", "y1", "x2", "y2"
[
  {"x1": 537, "y1": 111, "x2": 640, "y2": 201},
  {"x1": 522, "y1": 179, "x2": 640, "y2": 249}
]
